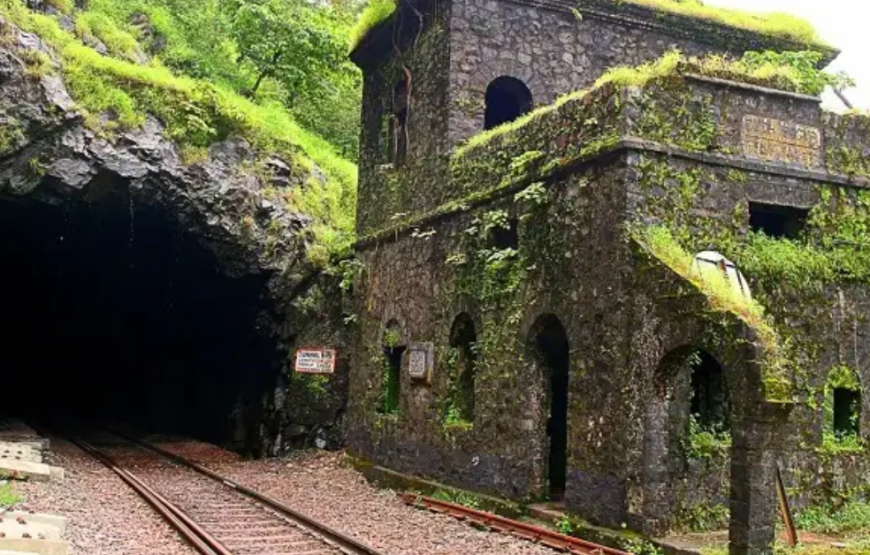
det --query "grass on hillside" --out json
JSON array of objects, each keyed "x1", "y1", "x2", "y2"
[
  {"x1": 348, "y1": 0, "x2": 823, "y2": 53},
  {"x1": 0, "y1": 0, "x2": 357, "y2": 260}
]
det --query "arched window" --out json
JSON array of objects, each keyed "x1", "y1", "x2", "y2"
[
  {"x1": 826, "y1": 366, "x2": 861, "y2": 439},
  {"x1": 484, "y1": 76, "x2": 533, "y2": 130},
  {"x1": 390, "y1": 79, "x2": 408, "y2": 166},
  {"x1": 379, "y1": 320, "x2": 405, "y2": 415},
  {"x1": 445, "y1": 314, "x2": 476, "y2": 425}
]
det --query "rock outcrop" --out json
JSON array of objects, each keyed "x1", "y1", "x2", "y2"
[{"x1": 0, "y1": 11, "x2": 351, "y2": 455}]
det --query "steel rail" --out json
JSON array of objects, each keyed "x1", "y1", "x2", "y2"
[
  {"x1": 108, "y1": 429, "x2": 388, "y2": 555},
  {"x1": 401, "y1": 493, "x2": 633, "y2": 555},
  {"x1": 67, "y1": 436, "x2": 225, "y2": 555}
]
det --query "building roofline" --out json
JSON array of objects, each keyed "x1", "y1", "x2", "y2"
[{"x1": 350, "y1": 0, "x2": 839, "y2": 68}]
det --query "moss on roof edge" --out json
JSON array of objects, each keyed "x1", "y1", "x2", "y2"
[{"x1": 349, "y1": 0, "x2": 832, "y2": 62}]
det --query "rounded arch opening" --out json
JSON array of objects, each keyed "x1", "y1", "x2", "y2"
[
  {"x1": 379, "y1": 319, "x2": 406, "y2": 415},
  {"x1": 527, "y1": 314, "x2": 570, "y2": 500},
  {"x1": 643, "y1": 346, "x2": 731, "y2": 533},
  {"x1": 485, "y1": 76, "x2": 533, "y2": 130},
  {"x1": 446, "y1": 313, "x2": 477, "y2": 424}
]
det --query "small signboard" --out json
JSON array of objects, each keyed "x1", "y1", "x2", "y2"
[
  {"x1": 408, "y1": 342, "x2": 434, "y2": 383},
  {"x1": 294, "y1": 349, "x2": 337, "y2": 374}
]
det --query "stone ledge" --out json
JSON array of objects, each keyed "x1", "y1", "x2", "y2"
[
  {"x1": 1, "y1": 513, "x2": 66, "y2": 536},
  {"x1": 347, "y1": 456, "x2": 526, "y2": 519},
  {"x1": 356, "y1": 134, "x2": 870, "y2": 252},
  {"x1": 0, "y1": 538, "x2": 68, "y2": 555},
  {"x1": 0, "y1": 460, "x2": 62, "y2": 483}
]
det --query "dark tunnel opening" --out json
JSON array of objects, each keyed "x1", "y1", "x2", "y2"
[{"x1": 0, "y1": 192, "x2": 278, "y2": 447}]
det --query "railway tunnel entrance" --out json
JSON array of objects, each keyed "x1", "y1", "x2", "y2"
[{"x1": 0, "y1": 193, "x2": 278, "y2": 446}]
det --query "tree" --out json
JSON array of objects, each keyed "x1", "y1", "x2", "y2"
[{"x1": 223, "y1": 0, "x2": 347, "y2": 100}]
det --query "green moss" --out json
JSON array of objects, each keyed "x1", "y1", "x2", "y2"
[
  {"x1": 348, "y1": 0, "x2": 395, "y2": 51},
  {"x1": 19, "y1": 48, "x2": 53, "y2": 77},
  {"x1": 0, "y1": 483, "x2": 21, "y2": 508},
  {"x1": 0, "y1": 118, "x2": 25, "y2": 155},
  {"x1": 620, "y1": 0, "x2": 823, "y2": 46},
  {"x1": 825, "y1": 113, "x2": 870, "y2": 179}
]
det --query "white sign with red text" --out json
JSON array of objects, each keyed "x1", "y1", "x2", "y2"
[{"x1": 294, "y1": 349, "x2": 337, "y2": 374}]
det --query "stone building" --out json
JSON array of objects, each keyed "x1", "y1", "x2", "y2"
[{"x1": 347, "y1": 0, "x2": 869, "y2": 553}]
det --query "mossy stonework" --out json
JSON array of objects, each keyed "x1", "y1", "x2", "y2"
[{"x1": 348, "y1": 2, "x2": 867, "y2": 554}]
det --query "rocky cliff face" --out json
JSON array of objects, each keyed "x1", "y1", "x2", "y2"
[{"x1": 0, "y1": 10, "x2": 351, "y2": 455}]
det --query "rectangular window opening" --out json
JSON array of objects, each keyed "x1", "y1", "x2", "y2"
[
  {"x1": 748, "y1": 202, "x2": 808, "y2": 239},
  {"x1": 490, "y1": 218, "x2": 519, "y2": 250}
]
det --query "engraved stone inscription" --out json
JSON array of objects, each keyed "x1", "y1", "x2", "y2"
[
  {"x1": 741, "y1": 115, "x2": 822, "y2": 167},
  {"x1": 408, "y1": 342, "x2": 433, "y2": 381}
]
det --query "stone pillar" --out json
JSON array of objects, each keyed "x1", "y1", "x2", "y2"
[{"x1": 728, "y1": 403, "x2": 791, "y2": 555}]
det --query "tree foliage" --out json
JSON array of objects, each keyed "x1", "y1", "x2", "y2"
[
  {"x1": 81, "y1": 0, "x2": 362, "y2": 156},
  {"x1": 223, "y1": 0, "x2": 345, "y2": 98}
]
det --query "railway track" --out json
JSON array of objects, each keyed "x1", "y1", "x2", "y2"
[
  {"x1": 401, "y1": 494, "x2": 632, "y2": 555},
  {"x1": 67, "y1": 430, "x2": 389, "y2": 555}
]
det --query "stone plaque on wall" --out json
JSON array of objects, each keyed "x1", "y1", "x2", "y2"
[
  {"x1": 408, "y1": 342, "x2": 433, "y2": 383},
  {"x1": 741, "y1": 115, "x2": 822, "y2": 167}
]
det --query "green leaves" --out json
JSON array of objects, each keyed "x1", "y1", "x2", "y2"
[
  {"x1": 224, "y1": 0, "x2": 346, "y2": 98},
  {"x1": 739, "y1": 50, "x2": 855, "y2": 97}
]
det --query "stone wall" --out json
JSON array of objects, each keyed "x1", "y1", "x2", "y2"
[
  {"x1": 355, "y1": 0, "x2": 453, "y2": 235},
  {"x1": 349, "y1": 72, "x2": 870, "y2": 547},
  {"x1": 447, "y1": 0, "x2": 714, "y2": 146},
  {"x1": 446, "y1": 0, "x2": 835, "y2": 157},
  {"x1": 353, "y1": 0, "x2": 836, "y2": 236}
]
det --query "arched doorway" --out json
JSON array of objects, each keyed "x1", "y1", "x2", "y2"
[
  {"x1": 529, "y1": 314, "x2": 570, "y2": 500},
  {"x1": 485, "y1": 76, "x2": 533, "y2": 130},
  {"x1": 643, "y1": 346, "x2": 730, "y2": 533}
]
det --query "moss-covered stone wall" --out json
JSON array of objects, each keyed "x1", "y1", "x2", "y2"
[
  {"x1": 355, "y1": 0, "x2": 453, "y2": 235},
  {"x1": 350, "y1": 70, "x2": 870, "y2": 549}
]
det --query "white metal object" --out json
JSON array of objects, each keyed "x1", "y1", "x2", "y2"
[{"x1": 692, "y1": 251, "x2": 752, "y2": 300}]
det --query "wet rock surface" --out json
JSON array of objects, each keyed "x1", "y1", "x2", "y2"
[{"x1": 0, "y1": 16, "x2": 348, "y2": 453}]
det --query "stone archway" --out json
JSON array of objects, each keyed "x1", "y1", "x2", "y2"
[
  {"x1": 484, "y1": 76, "x2": 533, "y2": 130},
  {"x1": 642, "y1": 346, "x2": 731, "y2": 535}
]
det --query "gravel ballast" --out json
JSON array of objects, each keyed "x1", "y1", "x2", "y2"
[
  {"x1": 18, "y1": 434, "x2": 558, "y2": 555},
  {"x1": 14, "y1": 438, "x2": 195, "y2": 555},
  {"x1": 163, "y1": 444, "x2": 557, "y2": 555}
]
